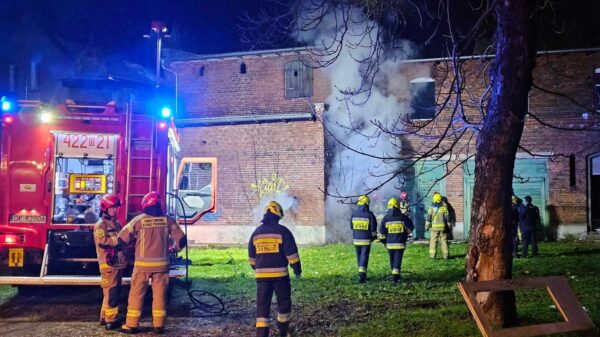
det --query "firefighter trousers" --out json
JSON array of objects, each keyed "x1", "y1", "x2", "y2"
[
  {"x1": 100, "y1": 269, "x2": 123, "y2": 323},
  {"x1": 387, "y1": 249, "x2": 405, "y2": 276},
  {"x1": 124, "y1": 270, "x2": 169, "y2": 329},
  {"x1": 256, "y1": 278, "x2": 292, "y2": 337},
  {"x1": 429, "y1": 230, "x2": 449, "y2": 259},
  {"x1": 354, "y1": 245, "x2": 371, "y2": 275}
]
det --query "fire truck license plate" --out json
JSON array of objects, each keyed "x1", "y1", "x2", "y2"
[
  {"x1": 8, "y1": 248, "x2": 24, "y2": 267},
  {"x1": 55, "y1": 133, "x2": 118, "y2": 158}
]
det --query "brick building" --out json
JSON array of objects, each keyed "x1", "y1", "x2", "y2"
[
  {"x1": 397, "y1": 50, "x2": 600, "y2": 241},
  {"x1": 166, "y1": 47, "x2": 600, "y2": 245},
  {"x1": 166, "y1": 49, "x2": 330, "y2": 244}
]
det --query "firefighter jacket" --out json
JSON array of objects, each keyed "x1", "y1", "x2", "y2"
[
  {"x1": 426, "y1": 202, "x2": 449, "y2": 231},
  {"x1": 94, "y1": 217, "x2": 127, "y2": 271},
  {"x1": 118, "y1": 214, "x2": 185, "y2": 273},
  {"x1": 248, "y1": 213, "x2": 302, "y2": 280},
  {"x1": 378, "y1": 208, "x2": 414, "y2": 250},
  {"x1": 399, "y1": 200, "x2": 410, "y2": 217},
  {"x1": 350, "y1": 205, "x2": 378, "y2": 245},
  {"x1": 519, "y1": 204, "x2": 540, "y2": 232}
]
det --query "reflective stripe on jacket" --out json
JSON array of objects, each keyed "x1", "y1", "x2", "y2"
[
  {"x1": 378, "y1": 208, "x2": 414, "y2": 249},
  {"x1": 248, "y1": 213, "x2": 302, "y2": 280},
  {"x1": 94, "y1": 217, "x2": 127, "y2": 271},
  {"x1": 426, "y1": 202, "x2": 449, "y2": 231},
  {"x1": 350, "y1": 205, "x2": 377, "y2": 245},
  {"x1": 118, "y1": 214, "x2": 185, "y2": 273}
]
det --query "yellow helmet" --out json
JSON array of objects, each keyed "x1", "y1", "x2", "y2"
[
  {"x1": 432, "y1": 193, "x2": 442, "y2": 204},
  {"x1": 388, "y1": 197, "x2": 399, "y2": 209},
  {"x1": 264, "y1": 201, "x2": 284, "y2": 218},
  {"x1": 357, "y1": 195, "x2": 369, "y2": 206}
]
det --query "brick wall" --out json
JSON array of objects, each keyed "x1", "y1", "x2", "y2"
[
  {"x1": 169, "y1": 50, "x2": 329, "y2": 118},
  {"x1": 400, "y1": 52, "x2": 600, "y2": 238},
  {"x1": 169, "y1": 49, "x2": 329, "y2": 244},
  {"x1": 169, "y1": 48, "x2": 600, "y2": 243},
  {"x1": 178, "y1": 121, "x2": 325, "y2": 227}
]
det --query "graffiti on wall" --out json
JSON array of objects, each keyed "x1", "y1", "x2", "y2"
[{"x1": 251, "y1": 172, "x2": 290, "y2": 198}]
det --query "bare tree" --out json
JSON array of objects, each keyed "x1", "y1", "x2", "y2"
[{"x1": 242, "y1": 0, "x2": 600, "y2": 327}]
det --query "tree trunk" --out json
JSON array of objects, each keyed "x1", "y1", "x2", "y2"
[{"x1": 465, "y1": 0, "x2": 537, "y2": 328}]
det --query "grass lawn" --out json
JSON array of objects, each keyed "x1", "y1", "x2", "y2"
[
  {"x1": 182, "y1": 241, "x2": 600, "y2": 336},
  {"x1": 0, "y1": 241, "x2": 598, "y2": 336}
]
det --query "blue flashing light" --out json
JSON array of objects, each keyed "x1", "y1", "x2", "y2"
[
  {"x1": 161, "y1": 106, "x2": 172, "y2": 118},
  {"x1": 1, "y1": 101, "x2": 10, "y2": 112},
  {"x1": 1, "y1": 97, "x2": 13, "y2": 112}
]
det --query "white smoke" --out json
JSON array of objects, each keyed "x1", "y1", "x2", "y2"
[
  {"x1": 252, "y1": 192, "x2": 299, "y2": 225},
  {"x1": 297, "y1": 6, "x2": 428, "y2": 241}
]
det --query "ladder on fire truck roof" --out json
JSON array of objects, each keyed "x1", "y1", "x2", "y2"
[{"x1": 125, "y1": 104, "x2": 158, "y2": 219}]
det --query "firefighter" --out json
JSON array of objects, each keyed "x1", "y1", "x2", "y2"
[
  {"x1": 520, "y1": 195, "x2": 540, "y2": 258},
  {"x1": 94, "y1": 194, "x2": 127, "y2": 330},
  {"x1": 399, "y1": 191, "x2": 410, "y2": 217},
  {"x1": 118, "y1": 192, "x2": 186, "y2": 334},
  {"x1": 426, "y1": 193, "x2": 450, "y2": 259},
  {"x1": 378, "y1": 197, "x2": 414, "y2": 283},
  {"x1": 248, "y1": 201, "x2": 301, "y2": 337},
  {"x1": 351, "y1": 195, "x2": 377, "y2": 283}
]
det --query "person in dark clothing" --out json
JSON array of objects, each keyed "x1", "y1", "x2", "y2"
[
  {"x1": 248, "y1": 201, "x2": 301, "y2": 337},
  {"x1": 378, "y1": 197, "x2": 414, "y2": 283},
  {"x1": 350, "y1": 195, "x2": 378, "y2": 283},
  {"x1": 519, "y1": 195, "x2": 540, "y2": 257},
  {"x1": 510, "y1": 196, "x2": 524, "y2": 258}
]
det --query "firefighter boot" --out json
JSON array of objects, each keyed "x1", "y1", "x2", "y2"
[
  {"x1": 278, "y1": 321, "x2": 290, "y2": 337},
  {"x1": 105, "y1": 321, "x2": 121, "y2": 331},
  {"x1": 119, "y1": 325, "x2": 139, "y2": 334},
  {"x1": 153, "y1": 327, "x2": 165, "y2": 334},
  {"x1": 358, "y1": 272, "x2": 366, "y2": 283}
]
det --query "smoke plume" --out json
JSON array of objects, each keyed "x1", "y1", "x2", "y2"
[{"x1": 297, "y1": 6, "x2": 429, "y2": 241}]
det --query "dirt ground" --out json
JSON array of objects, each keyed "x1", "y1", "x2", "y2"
[{"x1": 0, "y1": 286, "x2": 258, "y2": 337}]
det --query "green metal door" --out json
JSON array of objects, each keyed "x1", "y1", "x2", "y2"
[
  {"x1": 406, "y1": 161, "x2": 446, "y2": 239},
  {"x1": 463, "y1": 158, "x2": 548, "y2": 238}
]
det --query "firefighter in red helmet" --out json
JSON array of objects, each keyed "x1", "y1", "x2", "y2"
[
  {"x1": 94, "y1": 194, "x2": 127, "y2": 330},
  {"x1": 118, "y1": 192, "x2": 186, "y2": 334},
  {"x1": 399, "y1": 191, "x2": 410, "y2": 217}
]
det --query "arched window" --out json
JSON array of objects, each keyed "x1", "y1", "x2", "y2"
[{"x1": 240, "y1": 63, "x2": 247, "y2": 74}]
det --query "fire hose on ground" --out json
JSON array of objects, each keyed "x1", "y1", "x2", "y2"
[{"x1": 166, "y1": 193, "x2": 228, "y2": 317}]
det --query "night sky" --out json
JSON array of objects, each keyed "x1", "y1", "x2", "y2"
[{"x1": 0, "y1": 0, "x2": 598, "y2": 66}]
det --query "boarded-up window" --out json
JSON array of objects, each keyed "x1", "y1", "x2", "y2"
[
  {"x1": 410, "y1": 77, "x2": 436, "y2": 119},
  {"x1": 285, "y1": 61, "x2": 313, "y2": 98}
]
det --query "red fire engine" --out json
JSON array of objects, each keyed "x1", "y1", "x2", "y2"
[{"x1": 0, "y1": 97, "x2": 215, "y2": 291}]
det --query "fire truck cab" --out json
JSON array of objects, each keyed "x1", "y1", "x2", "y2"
[{"x1": 0, "y1": 95, "x2": 210, "y2": 290}]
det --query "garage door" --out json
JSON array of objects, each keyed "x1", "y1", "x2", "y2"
[
  {"x1": 402, "y1": 161, "x2": 446, "y2": 239},
  {"x1": 464, "y1": 158, "x2": 548, "y2": 238}
]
